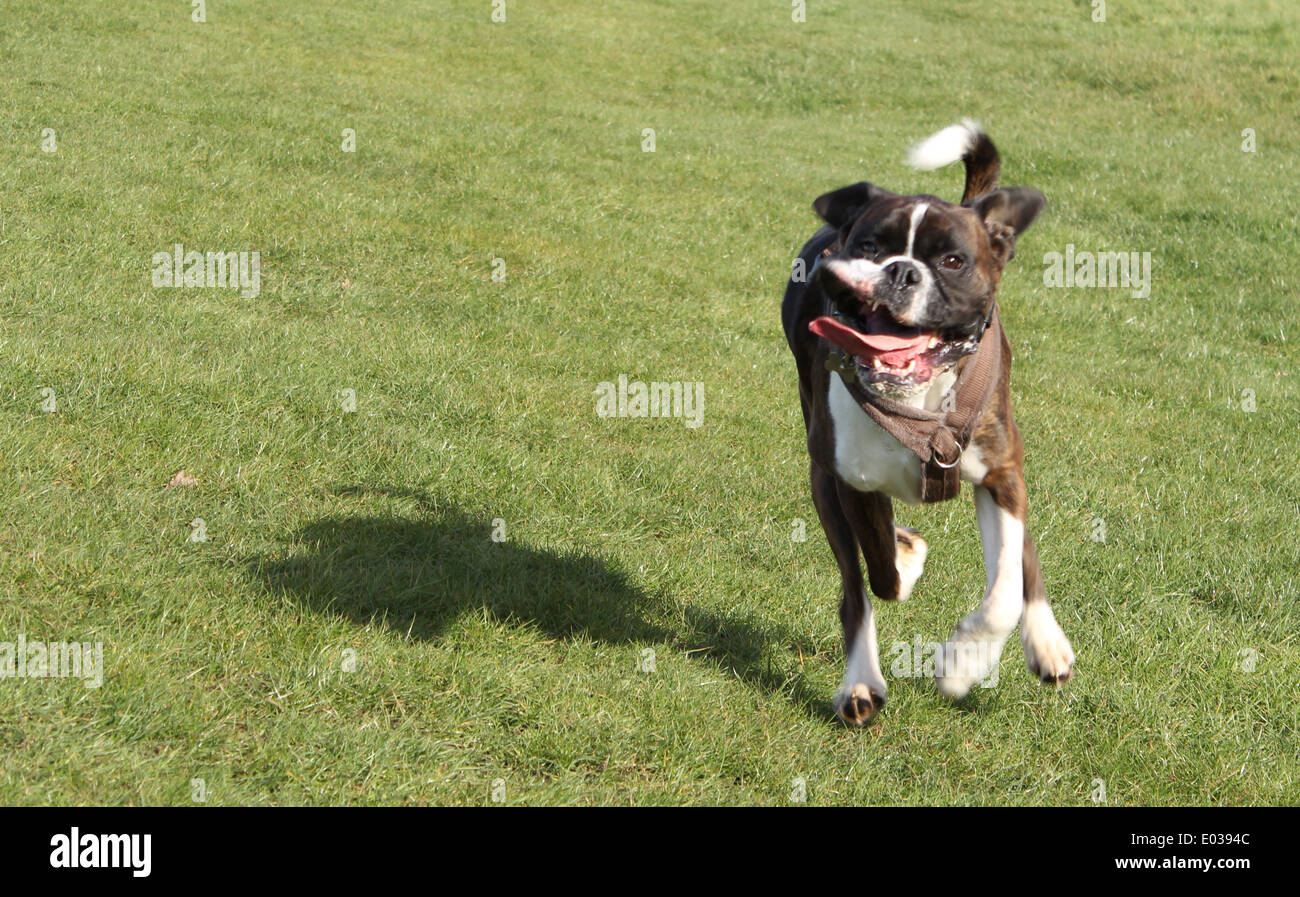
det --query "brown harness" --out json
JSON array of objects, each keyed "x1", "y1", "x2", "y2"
[{"x1": 823, "y1": 305, "x2": 1004, "y2": 503}]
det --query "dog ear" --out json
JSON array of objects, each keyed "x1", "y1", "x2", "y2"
[
  {"x1": 813, "y1": 182, "x2": 885, "y2": 230},
  {"x1": 969, "y1": 187, "x2": 1046, "y2": 262}
]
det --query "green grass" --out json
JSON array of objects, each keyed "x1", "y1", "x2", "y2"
[{"x1": 1, "y1": 0, "x2": 1297, "y2": 805}]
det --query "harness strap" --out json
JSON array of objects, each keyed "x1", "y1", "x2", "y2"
[{"x1": 830, "y1": 306, "x2": 1004, "y2": 503}]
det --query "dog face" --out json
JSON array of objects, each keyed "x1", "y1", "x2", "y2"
[{"x1": 810, "y1": 183, "x2": 1045, "y2": 397}]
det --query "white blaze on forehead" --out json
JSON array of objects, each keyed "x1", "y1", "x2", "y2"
[{"x1": 905, "y1": 202, "x2": 929, "y2": 259}]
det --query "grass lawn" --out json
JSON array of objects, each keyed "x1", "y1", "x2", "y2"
[{"x1": 1, "y1": 0, "x2": 1297, "y2": 805}]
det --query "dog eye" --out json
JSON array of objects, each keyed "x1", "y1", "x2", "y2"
[
  {"x1": 940, "y1": 254, "x2": 964, "y2": 270},
  {"x1": 860, "y1": 241, "x2": 878, "y2": 255}
]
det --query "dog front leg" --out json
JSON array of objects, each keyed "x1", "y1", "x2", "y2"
[
  {"x1": 810, "y1": 464, "x2": 887, "y2": 724},
  {"x1": 1020, "y1": 531, "x2": 1075, "y2": 684},
  {"x1": 935, "y1": 478, "x2": 1026, "y2": 699}
]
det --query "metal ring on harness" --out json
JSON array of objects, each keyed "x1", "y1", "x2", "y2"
[{"x1": 931, "y1": 442, "x2": 963, "y2": 469}]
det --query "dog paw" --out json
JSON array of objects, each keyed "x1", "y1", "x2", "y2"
[
  {"x1": 834, "y1": 683, "x2": 886, "y2": 726},
  {"x1": 1021, "y1": 602, "x2": 1075, "y2": 685},
  {"x1": 894, "y1": 526, "x2": 927, "y2": 601},
  {"x1": 934, "y1": 620, "x2": 1007, "y2": 700}
]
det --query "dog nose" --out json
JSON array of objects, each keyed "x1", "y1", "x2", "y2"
[{"x1": 884, "y1": 260, "x2": 921, "y2": 289}]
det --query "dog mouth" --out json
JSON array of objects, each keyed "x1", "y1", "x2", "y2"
[{"x1": 809, "y1": 304, "x2": 971, "y2": 389}]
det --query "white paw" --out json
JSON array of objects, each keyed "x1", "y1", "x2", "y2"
[
  {"x1": 1021, "y1": 601, "x2": 1075, "y2": 684},
  {"x1": 934, "y1": 612, "x2": 1010, "y2": 699},
  {"x1": 894, "y1": 527, "x2": 927, "y2": 601}
]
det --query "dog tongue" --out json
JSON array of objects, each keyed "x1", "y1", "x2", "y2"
[{"x1": 809, "y1": 316, "x2": 931, "y2": 365}]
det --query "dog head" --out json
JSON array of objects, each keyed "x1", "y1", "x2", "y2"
[{"x1": 809, "y1": 122, "x2": 1044, "y2": 399}]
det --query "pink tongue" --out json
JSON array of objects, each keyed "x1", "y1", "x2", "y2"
[{"x1": 809, "y1": 316, "x2": 931, "y2": 365}]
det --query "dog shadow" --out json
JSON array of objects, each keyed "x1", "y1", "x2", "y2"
[{"x1": 251, "y1": 486, "x2": 836, "y2": 721}]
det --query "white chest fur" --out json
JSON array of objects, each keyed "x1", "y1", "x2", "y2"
[
  {"x1": 827, "y1": 377, "x2": 924, "y2": 503},
  {"x1": 826, "y1": 373, "x2": 988, "y2": 504}
]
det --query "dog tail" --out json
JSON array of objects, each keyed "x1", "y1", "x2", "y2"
[{"x1": 907, "y1": 118, "x2": 1000, "y2": 204}]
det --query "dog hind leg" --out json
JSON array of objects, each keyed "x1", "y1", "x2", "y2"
[{"x1": 892, "y1": 526, "x2": 928, "y2": 601}]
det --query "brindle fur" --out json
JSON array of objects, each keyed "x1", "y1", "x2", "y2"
[{"x1": 782, "y1": 125, "x2": 1068, "y2": 722}]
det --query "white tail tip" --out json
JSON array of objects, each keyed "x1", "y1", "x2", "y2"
[{"x1": 907, "y1": 118, "x2": 983, "y2": 171}]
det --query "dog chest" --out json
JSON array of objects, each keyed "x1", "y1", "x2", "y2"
[{"x1": 826, "y1": 377, "x2": 924, "y2": 504}]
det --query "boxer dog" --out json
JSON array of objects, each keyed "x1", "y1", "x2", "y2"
[{"x1": 781, "y1": 120, "x2": 1075, "y2": 725}]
